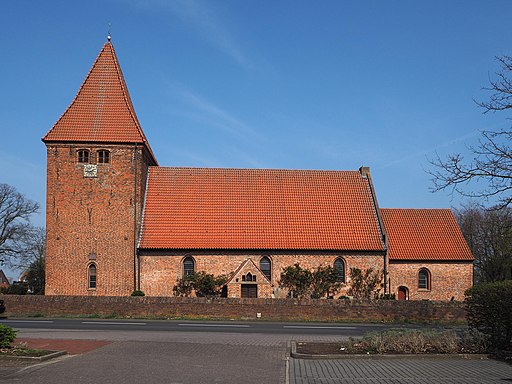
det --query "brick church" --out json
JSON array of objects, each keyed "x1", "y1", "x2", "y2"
[{"x1": 42, "y1": 39, "x2": 473, "y2": 300}]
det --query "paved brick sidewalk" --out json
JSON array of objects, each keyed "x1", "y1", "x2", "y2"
[
  {"x1": 290, "y1": 357, "x2": 512, "y2": 384},
  {"x1": 2, "y1": 340, "x2": 287, "y2": 384}
]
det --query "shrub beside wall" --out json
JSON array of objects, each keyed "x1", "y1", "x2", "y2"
[
  {"x1": 0, "y1": 324, "x2": 17, "y2": 348},
  {"x1": 465, "y1": 280, "x2": 512, "y2": 351},
  {"x1": 0, "y1": 295, "x2": 466, "y2": 323}
]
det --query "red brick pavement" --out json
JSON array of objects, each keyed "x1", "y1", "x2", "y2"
[{"x1": 15, "y1": 338, "x2": 111, "y2": 355}]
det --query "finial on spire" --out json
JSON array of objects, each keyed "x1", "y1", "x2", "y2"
[{"x1": 107, "y1": 21, "x2": 112, "y2": 41}]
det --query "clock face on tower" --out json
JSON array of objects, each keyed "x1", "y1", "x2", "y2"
[{"x1": 83, "y1": 164, "x2": 98, "y2": 178}]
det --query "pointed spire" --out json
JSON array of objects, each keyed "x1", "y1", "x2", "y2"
[{"x1": 42, "y1": 41, "x2": 157, "y2": 165}]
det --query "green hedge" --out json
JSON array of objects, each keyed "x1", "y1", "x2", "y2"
[{"x1": 465, "y1": 280, "x2": 512, "y2": 351}]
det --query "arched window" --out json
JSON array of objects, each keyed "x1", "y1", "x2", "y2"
[
  {"x1": 183, "y1": 256, "x2": 195, "y2": 277},
  {"x1": 418, "y1": 268, "x2": 431, "y2": 290},
  {"x1": 88, "y1": 263, "x2": 97, "y2": 289},
  {"x1": 77, "y1": 149, "x2": 89, "y2": 163},
  {"x1": 97, "y1": 150, "x2": 110, "y2": 164},
  {"x1": 334, "y1": 258, "x2": 345, "y2": 283},
  {"x1": 260, "y1": 256, "x2": 271, "y2": 281}
]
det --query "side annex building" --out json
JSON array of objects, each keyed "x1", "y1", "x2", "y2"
[{"x1": 42, "y1": 40, "x2": 473, "y2": 300}]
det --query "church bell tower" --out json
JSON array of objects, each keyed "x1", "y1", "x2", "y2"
[{"x1": 42, "y1": 38, "x2": 157, "y2": 295}]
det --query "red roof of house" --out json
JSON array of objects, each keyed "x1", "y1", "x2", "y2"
[
  {"x1": 380, "y1": 208, "x2": 473, "y2": 261},
  {"x1": 42, "y1": 40, "x2": 157, "y2": 164},
  {"x1": 139, "y1": 167, "x2": 386, "y2": 251}
]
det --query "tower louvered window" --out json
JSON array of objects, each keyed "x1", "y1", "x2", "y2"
[
  {"x1": 98, "y1": 150, "x2": 110, "y2": 164},
  {"x1": 77, "y1": 149, "x2": 89, "y2": 163}
]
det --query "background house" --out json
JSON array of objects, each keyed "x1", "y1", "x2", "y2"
[{"x1": 0, "y1": 270, "x2": 10, "y2": 289}]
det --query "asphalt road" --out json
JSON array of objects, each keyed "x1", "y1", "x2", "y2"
[{"x1": 0, "y1": 318, "x2": 423, "y2": 336}]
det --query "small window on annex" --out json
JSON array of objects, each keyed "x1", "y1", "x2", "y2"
[
  {"x1": 260, "y1": 256, "x2": 271, "y2": 281},
  {"x1": 97, "y1": 150, "x2": 110, "y2": 164},
  {"x1": 418, "y1": 268, "x2": 431, "y2": 290},
  {"x1": 88, "y1": 263, "x2": 97, "y2": 289},
  {"x1": 334, "y1": 258, "x2": 345, "y2": 283},
  {"x1": 77, "y1": 149, "x2": 90, "y2": 163},
  {"x1": 242, "y1": 273, "x2": 256, "y2": 282},
  {"x1": 183, "y1": 256, "x2": 195, "y2": 277}
]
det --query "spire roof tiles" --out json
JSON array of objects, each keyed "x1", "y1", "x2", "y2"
[{"x1": 42, "y1": 41, "x2": 157, "y2": 164}]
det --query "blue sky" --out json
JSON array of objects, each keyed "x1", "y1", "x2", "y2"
[{"x1": 1, "y1": 1, "x2": 512, "y2": 277}]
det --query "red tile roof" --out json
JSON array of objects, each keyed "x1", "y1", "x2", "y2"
[
  {"x1": 380, "y1": 209, "x2": 474, "y2": 261},
  {"x1": 42, "y1": 41, "x2": 157, "y2": 164},
  {"x1": 139, "y1": 167, "x2": 386, "y2": 251}
]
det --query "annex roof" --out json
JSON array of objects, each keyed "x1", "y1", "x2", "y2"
[
  {"x1": 42, "y1": 40, "x2": 157, "y2": 164},
  {"x1": 380, "y1": 208, "x2": 474, "y2": 261},
  {"x1": 139, "y1": 167, "x2": 386, "y2": 251}
]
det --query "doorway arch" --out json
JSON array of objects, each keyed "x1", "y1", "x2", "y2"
[{"x1": 397, "y1": 286, "x2": 408, "y2": 300}]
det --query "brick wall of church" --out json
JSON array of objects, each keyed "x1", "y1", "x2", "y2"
[
  {"x1": 45, "y1": 144, "x2": 150, "y2": 296},
  {"x1": 139, "y1": 250, "x2": 385, "y2": 298},
  {"x1": 387, "y1": 261, "x2": 473, "y2": 301}
]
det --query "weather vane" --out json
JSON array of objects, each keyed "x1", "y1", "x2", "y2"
[{"x1": 107, "y1": 21, "x2": 112, "y2": 41}]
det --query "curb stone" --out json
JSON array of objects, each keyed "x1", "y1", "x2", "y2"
[
  {"x1": 2, "y1": 350, "x2": 67, "y2": 362},
  {"x1": 290, "y1": 341, "x2": 489, "y2": 360}
]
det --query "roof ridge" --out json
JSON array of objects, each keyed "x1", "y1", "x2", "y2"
[
  {"x1": 152, "y1": 166, "x2": 361, "y2": 173},
  {"x1": 381, "y1": 208, "x2": 452, "y2": 211}
]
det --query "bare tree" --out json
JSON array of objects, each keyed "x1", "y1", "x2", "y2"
[
  {"x1": 455, "y1": 203, "x2": 512, "y2": 283},
  {"x1": 430, "y1": 56, "x2": 512, "y2": 207},
  {"x1": 9, "y1": 227, "x2": 45, "y2": 271},
  {"x1": 23, "y1": 230, "x2": 46, "y2": 295},
  {"x1": 0, "y1": 184, "x2": 40, "y2": 267},
  {"x1": 476, "y1": 55, "x2": 512, "y2": 113}
]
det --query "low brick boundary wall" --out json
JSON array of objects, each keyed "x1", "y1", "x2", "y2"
[{"x1": 0, "y1": 295, "x2": 466, "y2": 323}]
